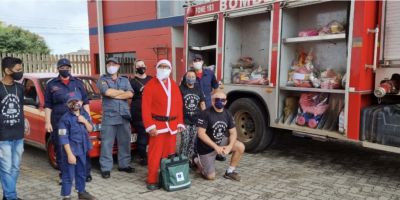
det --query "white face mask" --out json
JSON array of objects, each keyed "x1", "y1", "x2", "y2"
[
  {"x1": 193, "y1": 62, "x2": 203, "y2": 70},
  {"x1": 156, "y1": 68, "x2": 171, "y2": 80},
  {"x1": 107, "y1": 65, "x2": 119, "y2": 75}
]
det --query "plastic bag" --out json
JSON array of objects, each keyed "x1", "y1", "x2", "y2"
[
  {"x1": 319, "y1": 20, "x2": 345, "y2": 35},
  {"x1": 320, "y1": 68, "x2": 342, "y2": 89},
  {"x1": 289, "y1": 48, "x2": 314, "y2": 87},
  {"x1": 296, "y1": 93, "x2": 329, "y2": 128},
  {"x1": 298, "y1": 29, "x2": 319, "y2": 37}
]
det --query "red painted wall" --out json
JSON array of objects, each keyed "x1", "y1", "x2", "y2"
[
  {"x1": 88, "y1": 0, "x2": 173, "y2": 76},
  {"x1": 88, "y1": 1, "x2": 157, "y2": 28}
]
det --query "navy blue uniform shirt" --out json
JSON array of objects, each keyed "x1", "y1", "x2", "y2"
[
  {"x1": 44, "y1": 76, "x2": 89, "y2": 126},
  {"x1": 197, "y1": 69, "x2": 218, "y2": 108},
  {"x1": 58, "y1": 109, "x2": 92, "y2": 156}
]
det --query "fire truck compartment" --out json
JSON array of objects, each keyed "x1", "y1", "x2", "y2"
[
  {"x1": 276, "y1": 1, "x2": 350, "y2": 139},
  {"x1": 279, "y1": 1, "x2": 349, "y2": 87},
  {"x1": 188, "y1": 20, "x2": 217, "y2": 66},
  {"x1": 222, "y1": 12, "x2": 271, "y2": 85}
]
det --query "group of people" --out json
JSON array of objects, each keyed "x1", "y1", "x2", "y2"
[{"x1": 0, "y1": 54, "x2": 245, "y2": 200}]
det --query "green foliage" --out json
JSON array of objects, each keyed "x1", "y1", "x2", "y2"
[{"x1": 0, "y1": 21, "x2": 50, "y2": 54}]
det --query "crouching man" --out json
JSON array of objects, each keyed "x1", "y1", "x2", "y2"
[{"x1": 194, "y1": 91, "x2": 245, "y2": 181}]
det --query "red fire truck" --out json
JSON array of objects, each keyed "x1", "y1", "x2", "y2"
[{"x1": 184, "y1": 0, "x2": 400, "y2": 153}]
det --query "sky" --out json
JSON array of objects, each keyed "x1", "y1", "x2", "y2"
[{"x1": 0, "y1": 0, "x2": 89, "y2": 54}]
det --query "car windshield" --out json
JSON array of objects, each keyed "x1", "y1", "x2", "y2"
[{"x1": 39, "y1": 77, "x2": 101, "y2": 100}]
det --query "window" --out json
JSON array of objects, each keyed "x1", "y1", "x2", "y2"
[
  {"x1": 95, "y1": 52, "x2": 136, "y2": 75},
  {"x1": 157, "y1": 0, "x2": 185, "y2": 18},
  {"x1": 39, "y1": 77, "x2": 101, "y2": 101},
  {"x1": 23, "y1": 79, "x2": 38, "y2": 107}
]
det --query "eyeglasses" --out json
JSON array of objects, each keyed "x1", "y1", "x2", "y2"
[{"x1": 214, "y1": 98, "x2": 227, "y2": 103}]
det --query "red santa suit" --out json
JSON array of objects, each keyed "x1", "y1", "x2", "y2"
[{"x1": 142, "y1": 60, "x2": 184, "y2": 184}]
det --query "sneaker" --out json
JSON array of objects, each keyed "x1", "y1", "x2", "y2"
[
  {"x1": 58, "y1": 173, "x2": 63, "y2": 185},
  {"x1": 139, "y1": 158, "x2": 147, "y2": 166},
  {"x1": 101, "y1": 171, "x2": 110, "y2": 179},
  {"x1": 78, "y1": 191, "x2": 97, "y2": 200},
  {"x1": 86, "y1": 175, "x2": 92, "y2": 182},
  {"x1": 189, "y1": 156, "x2": 197, "y2": 169},
  {"x1": 62, "y1": 196, "x2": 71, "y2": 200},
  {"x1": 146, "y1": 183, "x2": 161, "y2": 191},
  {"x1": 118, "y1": 166, "x2": 135, "y2": 173},
  {"x1": 223, "y1": 171, "x2": 241, "y2": 181},
  {"x1": 216, "y1": 154, "x2": 226, "y2": 161}
]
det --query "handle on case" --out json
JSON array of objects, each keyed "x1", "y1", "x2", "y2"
[{"x1": 365, "y1": 27, "x2": 379, "y2": 72}]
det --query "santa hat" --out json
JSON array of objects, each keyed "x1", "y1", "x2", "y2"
[{"x1": 156, "y1": 59, "x2": 172, "y2": 69}]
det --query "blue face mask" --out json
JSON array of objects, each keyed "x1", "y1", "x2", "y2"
[
  {"x1": 186, "y1": 77, "x2": 196, "y2": 85},
  {"x1": 214, "y1": 98, "x2": 226, "y2": 109}
]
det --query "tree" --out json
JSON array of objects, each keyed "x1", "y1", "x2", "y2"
[{"x1": 0, "y1": 21, "x2": 50, "y2": 54}]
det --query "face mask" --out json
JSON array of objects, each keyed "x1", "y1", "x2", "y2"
[
  {"x1": 70, "y1": 102, "x2": 82, "y2": 111},
  {"x1": 11, "y1": 71, "x2": 23, "y2": 81},
  {"x1": 193, "y1": 62, "x2": 203, "y2": 70},
  {"x1": 107, "y1": 65, "x2": 119, "y2": 75},
  {"x1": 186, "y1": 77, "x2": 196, "y2": 85},
  {"x1": 136, "y1": 67, "x2": 146, "y2": 75},
  {"x1": 214, "y1": 98, "x2": 226, "y2": 109},
  {"x1": 59, "y1": 70, "x2": 70, "y2": 78},
  {"x1": 156, "y1": 68, "x2": 171, "y2": 80}
]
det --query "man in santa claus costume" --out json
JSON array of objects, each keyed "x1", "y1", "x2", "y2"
[{"x1": 141, "y1": 59, "x2": 185, "y2": 190}]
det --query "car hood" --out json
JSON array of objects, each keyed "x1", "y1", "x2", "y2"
[{"x1": 88, "y1": 99, "x2": 102, "y2": 124}]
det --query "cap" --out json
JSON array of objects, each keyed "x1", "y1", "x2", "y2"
[
  {"x1": 106, "y1": 57, "x2": 120, "y2": 65},
  {"x1": 193, "y1": 54, "x2": 203, "y2": 61},
  {"x1": 66, "y1": 92, "x2": 82, "y2": 103},
  {"x1": 156, "y1": 59, "x2": 172, "y2": 69},
  {"x1": 57, "y1": 58, "x2": 71, "y2": 68}
]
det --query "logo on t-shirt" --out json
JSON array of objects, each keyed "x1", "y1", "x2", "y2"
[
  {"x1": 212, "y1": 121, "x2": 228, "y2": 144},
  {"x1": 184, "y1": 93, "x2": 200, "y2": 116},
  {"x1": 1, "y1": 94, "x2": 21, "y2": 126}
]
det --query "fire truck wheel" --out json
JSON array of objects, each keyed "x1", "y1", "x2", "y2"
[
  {"x1": 46, "y1": 136, "x2": 59, "y2": 170},
  {"x1": 229, "y1": 98, "x2": 274, "y2": 152}
]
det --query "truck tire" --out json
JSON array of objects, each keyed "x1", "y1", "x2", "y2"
[
  {"x1": 229, "y1": 98, "x2": 274, "y2": 152},
  {"x1": 46, "y1": 136, "x2": 59, "y2": 169}
]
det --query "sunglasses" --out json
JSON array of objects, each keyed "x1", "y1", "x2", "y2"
[{"x1": 214, "y1": 98, "x2": 227, "y2": 103}]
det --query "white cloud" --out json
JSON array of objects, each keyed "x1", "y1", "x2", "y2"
[{"x1": 0, "y1": 0, "x2": 89, "y2": 54}]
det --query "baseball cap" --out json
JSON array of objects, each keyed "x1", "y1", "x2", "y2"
[
  {"x1": 106, "y1": 57, "x2": 120, "y2": 65},
  {"x1": 57, "y1": 58, "x2": 72, "y2": 68},
  {"x1": 66, "y1": 92, "x2": 82, "y2": 103}
]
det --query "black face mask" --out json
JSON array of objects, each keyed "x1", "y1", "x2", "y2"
[
  {"x1": 59, "y1": 70, "x2": 70, "y2": 78},
  {"x1": 11, "y1": 71, "x2": 23, "y2": 81},
  {"x1": 136, "y1": 67, "x2": 146, "y2": 75}
]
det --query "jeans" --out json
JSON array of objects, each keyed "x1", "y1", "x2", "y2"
[
  {"x1": 0, "y1": 139, "x2": 24, "y2": 200},
  {"x1": 99, "y1": 123, "x2": 131, "y2": 172}
]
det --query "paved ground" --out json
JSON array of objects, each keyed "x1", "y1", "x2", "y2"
[{"x1": 3, "y1": 133, "x2": 400, "y2": 200}]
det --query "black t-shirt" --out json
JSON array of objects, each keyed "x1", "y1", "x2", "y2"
[
  {"x1": 0, "y1": 82, "x2": 25, "y2": 141},
  {"x1": 130, "y1": 76, "x2": 152, "y2": 123},
  {"x1": 196, "y1": 107, "x2": 235, "y2": 155},
  {"x1": 179, "y1": 84, "x2": 205, "y2": 125}
]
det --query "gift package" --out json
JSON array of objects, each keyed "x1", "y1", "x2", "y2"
[
  {"x1": 287, "y1": 47, "x2": 344, "y2": 90},
  {"x1": 298, "y1": 20, "x2": 345, "y2": 37},
  {"x1": 231, "y1": 57, "x2": 269, "y2": 85},
  {"x1": 281, "y1": 93, "x2": 344, "y2": 132}
]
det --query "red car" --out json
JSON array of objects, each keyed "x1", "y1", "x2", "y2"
[{"x1": 22, "y1": 73, "x2": 137, "y2": 168}]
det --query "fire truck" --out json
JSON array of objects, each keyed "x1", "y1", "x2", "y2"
[{"x1": 184, "y1": 0, "x2": 400, "y2": 153}]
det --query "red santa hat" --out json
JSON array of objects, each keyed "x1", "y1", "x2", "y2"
[{"x1": 156, "y1": 59, "x2": 172, "y2": 69}]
